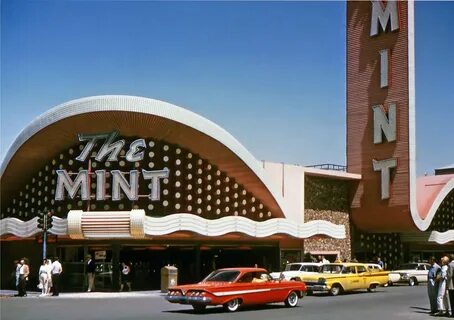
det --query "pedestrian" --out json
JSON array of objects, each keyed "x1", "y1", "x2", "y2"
[
  {"x1": 377, "y1": 257, "x2": 384, "y2": 269},
  {"x1": 86, "y1": 254, "x2": 96, "y2": 292},
  {"x1": 447, "y1": 254, "x2": 454, "y2": 317},
  {"x1": 17, "y1": 257, "x2": 30, "y2": 297},
  {"x1": 321, "y1": 255, "x2": 329, "y2": 264},
  {"x1": 120, "y1": 262, "x2": 132, "y2": 292},
  {"x1": 427, "y1": 256, "x2": 441, "y2": 315},
  {"x1": 51, "y1": 256, "x2": 63, "y2": 296},
  {"x1": 38, "y1": 258, "x2": 50, "y2": 296},
  {"x1": 46, "y1": 259, "x2": 53, "y2": 295},
  {"x1": 435, "y1": 256, "x2": 450, "y2": 316},
  {"x1": 13, "y1": 259, "x2": 21, "y2": 292}
]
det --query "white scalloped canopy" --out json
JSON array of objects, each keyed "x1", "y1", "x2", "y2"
[{"x1": 0, "y1": 95, "x2": 291, "y2": 219}]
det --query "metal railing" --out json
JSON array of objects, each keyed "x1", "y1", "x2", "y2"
[{"x1": 305, "y1": 164, "x2": 347, "y2": 172}]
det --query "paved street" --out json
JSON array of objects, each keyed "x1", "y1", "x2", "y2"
[{"x1": 1, "y1": 285, "x2": 436, "y2": 320}]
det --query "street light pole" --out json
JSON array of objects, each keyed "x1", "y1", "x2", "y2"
[{"x1": 42, "y1": 214, "x2": 47, "y2": 259}]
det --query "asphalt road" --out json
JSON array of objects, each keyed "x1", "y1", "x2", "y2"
[{"x1": 1, "y1": 285, "x2": 436, "y2": 320}]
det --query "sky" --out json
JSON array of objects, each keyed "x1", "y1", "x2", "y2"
[{"x1": 1, "y1": 1, "x2": 453, "y2": 176}]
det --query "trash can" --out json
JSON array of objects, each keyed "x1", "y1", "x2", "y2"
[{"x1": 161, "y1": 265, "x2": 178, "y2": 292}]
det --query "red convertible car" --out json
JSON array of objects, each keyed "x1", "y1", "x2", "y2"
[{"x1": 165, "y1": 267, "x2": 307, "y2": 312}]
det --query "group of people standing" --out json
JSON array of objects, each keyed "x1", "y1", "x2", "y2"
[
  {"x1": 427, "y1": 255, "x2": 454, "y2": 316},
  {"x1": 84, "y1": 254, "x2": 134, "y2": 292},
  {"x1": 37, "y1": 257, "x2": 63, "y2": 296},
  {"x1": 14, "y1": 258, "x2": 30, "y2": 297},
  {"x1": 13, "y1": 254, "x2": 134, "y2": 295},
  {"x1": 14, "y1": 256, "x2": 62, "y2": 297}
]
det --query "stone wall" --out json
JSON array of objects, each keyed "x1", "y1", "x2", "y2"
[
  {"x1": 304, "y1": 209, "x2": 352, "y2": 262},
  {"x1": 303, "y1": 176, "x2": 352, "y2": 262}
]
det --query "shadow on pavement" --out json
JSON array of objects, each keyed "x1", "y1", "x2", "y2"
[
  {"x1": 410, "y1": 306, "x2": 431, "y2": 315},
  {"x1": 164, "y1": 303, "x2": 295, "y2": 315},
  {"x1": 310, "y1": 289, "x2": 386, "y2": 297}
]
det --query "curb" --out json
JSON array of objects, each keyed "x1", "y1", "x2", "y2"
[{"x1": 0, "y1": 290, "x2": 165, "y2": 299}]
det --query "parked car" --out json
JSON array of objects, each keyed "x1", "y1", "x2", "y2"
[
  {"x1": 270, "y1": 262, "x2": 321, "y2": 280},
  {"x1": 298, "y1": 263, "x2": 389, "y2": 296},
  {"x1": 165, "y1": 267, "x2": 307, "y2": 312},
  {"x1": 366, "y1": 263, "x2": 384, "y2": 271},
  {"x1": 388, "y1": 262, "x2": 430, "y2": 286}
]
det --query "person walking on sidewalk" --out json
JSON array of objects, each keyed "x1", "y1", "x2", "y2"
[
  {"x1": 51, "y1": 257, "x2": 63, "y2": 296},
  {"x1": 86, "y1": 254, "x2": 96, "y2": 292}
]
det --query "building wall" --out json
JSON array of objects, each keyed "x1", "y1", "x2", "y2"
[
  {"x1": 304, "y1": 209, "x2": 351, "y2": 262},
  {"x1": 261, "y1": 161, "x2": 304, "y2": 223},
  {"x1": 303, "y1": 176, "x2": 352, "y2": 261},
  {"x1": 1, "y1": 138, "x2": 276, "y2": 222},
  {"x1": 351, "y1": 229, "x2": 403, "y2": 269}
]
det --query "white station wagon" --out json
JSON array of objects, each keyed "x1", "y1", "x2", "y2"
[
  {"x1": 388, "y1": 262, "x2": 430, "y2": 286},
  {"x1": 270, "y1": 262, "x2": 322, "y2": 281}
]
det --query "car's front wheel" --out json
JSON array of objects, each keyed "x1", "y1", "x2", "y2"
[
  {"x1": 223, "y1": 298, "x2": 241, "y2": 312},
  {"x1": 330, "y1": 284, "x2": 342, "y2": 296},
  {"x1": 408, "y1": 277, "x2": 417, "y2": 286},
  {"x1": 284, "y1": 291, "x2": 299, "y2": 307},
  {"x1": 367, "y1": 284, "x2": 377, "y2": 292}
]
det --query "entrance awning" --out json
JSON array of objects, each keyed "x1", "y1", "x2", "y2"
[{"x1": 1, "y1": 210, "x2": 346, "y2": 240}]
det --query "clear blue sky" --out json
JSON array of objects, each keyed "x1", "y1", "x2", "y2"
[{"x1": 1, "y1": 1, "x2": 453, "y2": 176}]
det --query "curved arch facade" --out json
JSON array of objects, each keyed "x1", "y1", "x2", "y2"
[
  {"x1": 0, "y1": 95, "x2": 348, "y2": 241},
  {"x1": 1, "y1": 95, "x2": 292, "y2": 221}
]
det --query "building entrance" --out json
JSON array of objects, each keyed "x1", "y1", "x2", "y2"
[{"x1": 119, "y1": 244, "x2": 279, "y2": 290}]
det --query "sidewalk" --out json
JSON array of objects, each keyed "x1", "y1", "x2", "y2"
[{"x1": 0, "y1": 289, "x2": 165, "y2": 299}]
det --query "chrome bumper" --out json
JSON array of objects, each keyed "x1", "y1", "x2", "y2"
[
  {"x1": 165, "y1": 295, "x2": 212, "y2": 304},
  {"x1": 305, "y1": 284, "x2": 329, "y2": 293}
]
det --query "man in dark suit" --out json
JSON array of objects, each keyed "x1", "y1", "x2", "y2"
[
  {"x1": 447, "y1": 254, "x2": 454, "y2": 317},
  {"x1": 86, "y1": 254, "x2": 96, "y2": 292}
]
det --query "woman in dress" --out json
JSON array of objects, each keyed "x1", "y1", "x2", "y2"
[
  {"x1": 436, "y1": 256, "x2": 450, "y2": 316},
  {"x1": 38, "y1": 259, "x2": 50, "y2": 296}
]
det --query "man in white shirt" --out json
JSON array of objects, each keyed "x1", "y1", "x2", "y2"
[{"x1": 51, "y1": 256, "x2": 63, "y2": 296}]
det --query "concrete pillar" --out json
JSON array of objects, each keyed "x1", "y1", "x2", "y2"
[
  {"x1": 194, "y1": 246, "x2": 201, "y2": 282},
  {"x1": 111, "y1": 243, "x2": 120, "y2": 291}
]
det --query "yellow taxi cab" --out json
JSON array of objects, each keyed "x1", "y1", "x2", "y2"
[{"x1": 298, "y1": 263, "x2": 389, "y2": 296}]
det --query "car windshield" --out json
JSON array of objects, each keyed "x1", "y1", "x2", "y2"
[
  {"x1": 399, "y1": 264, "x2": 418, "y2": 270},
  {"x1": 203, "y1": 270, "x2": 240, "y2": 282},
  {"x1": 320, "y1": 264, "x2": 342, "y2": 274},
  {"x1": 285, "y1": 264, "x2": 302, "y2": 271}
]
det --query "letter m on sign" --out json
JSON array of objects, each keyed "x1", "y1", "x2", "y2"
[{"x1": 370, "y1": 1, "x2": 399, "y2": 36}]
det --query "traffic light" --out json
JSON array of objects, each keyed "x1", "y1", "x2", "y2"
[
  {"x1": 37, "y1": 212, "x2": 53, "y2": 230},
  {"x1": 46, "y1": 212, "x2": 53, "y2": 230},
  {"x1": 37, "y1": 213, "x2": 45, "y2": 230}
]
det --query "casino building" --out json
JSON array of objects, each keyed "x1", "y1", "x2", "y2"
[
  {"x1": 1, "y1": 0, "x2": 453, "y2": 291},
  {"x1": 0, "y1": 96, "x2": 357, "y2": 290}
]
